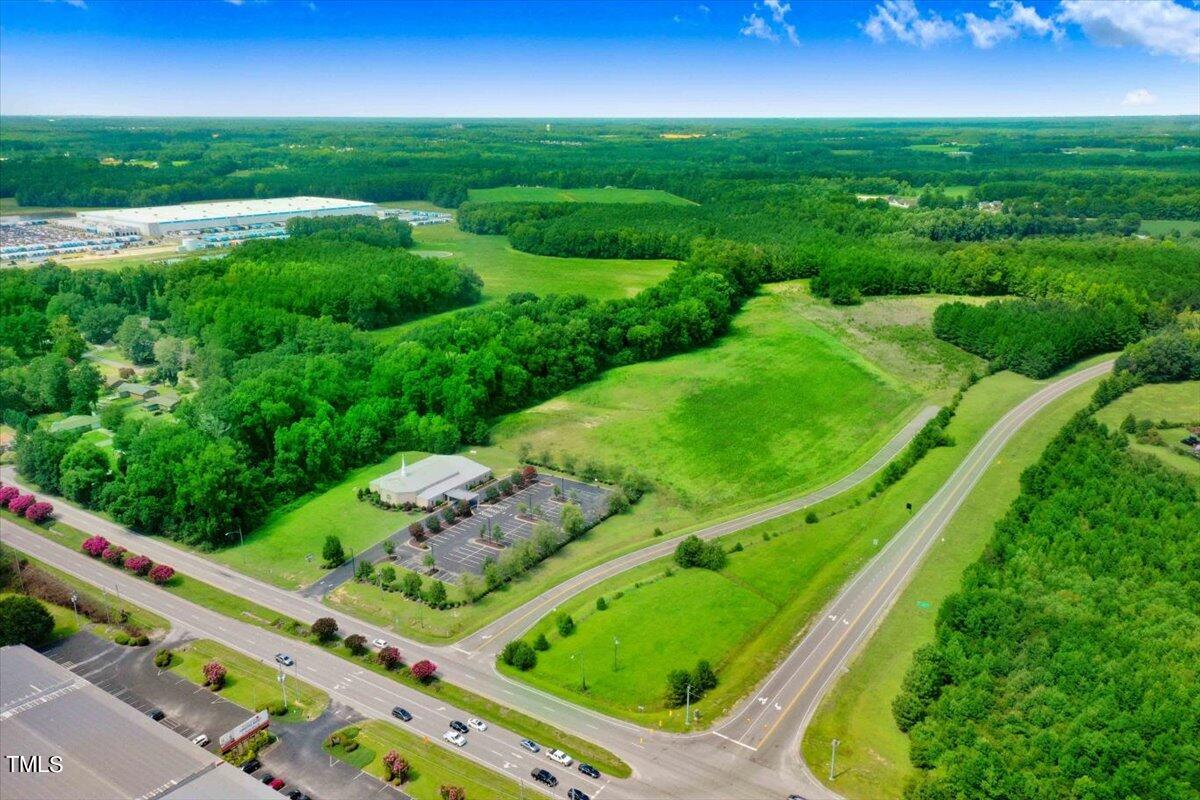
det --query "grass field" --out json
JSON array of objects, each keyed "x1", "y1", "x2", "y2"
[
  {"x1": 800, "y1": 374, "x2": 1102, "y2": 800},
  {"x1": 167, "y1": 639, "x2": 329, "y2": 723},
  {"x1": 491, "y1": 282, "x2": 931, "y2": 514},
  {"x1": 368, "y1": 225, "x2": 676, "y2": 345},
  {"x1": 468, "y1": 186, "x2": 694, "y2": 205},
  {"x1": 497, "y1": 363, "x2": 1103, "y2": 729},
  {"x1": 324, "y1": 721, "x2": 527, "y2": 800},
  {"x1": 1094, "y1": 381, "x2": 1200, "y2": 477},
  {"x1": 1138, "y1": 219, "x2": 1200, "y2": 237},
  {"x1": 208, "y1": 450, "x2": 423, "y2": 589}
]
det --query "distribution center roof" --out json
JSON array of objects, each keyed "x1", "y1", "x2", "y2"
[
  {"x1": 0, "y1": 645, "x2": 279, "y2": 800},
  {"x1": 78, "y1": 196, "x2": 376, "y2": 225}
]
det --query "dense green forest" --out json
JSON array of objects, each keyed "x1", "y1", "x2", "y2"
[{"x1": 892, "y1": 406, "x2": 1200, "y2": 800}]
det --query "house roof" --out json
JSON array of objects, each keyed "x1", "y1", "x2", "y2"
[
  {"x1": 49, "y1": 414, "x2": 99, "y2": 433},
  {"x1": 372, "y1": 455, "x2": 491, "y2": 501},
  {"x1": 116, "y1": 382, "x2": 155, "y2": 395}
]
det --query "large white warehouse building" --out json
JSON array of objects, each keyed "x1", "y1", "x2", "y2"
[{"x1": 76, "y1": 196, "x2": 380, "y2": 237}]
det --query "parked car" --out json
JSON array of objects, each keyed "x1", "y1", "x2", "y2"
[
  {"x1": 578, "y1": 764, "x2": 601, "y2": 779},
  {"x1": 191, "y1": 733, "x2": 210, "y2": 748},
  {"x1": 274, "y1": 653, "x2": 294, "y2": 667},
  {"x1": 443, "y1": 731, "x2": 467, "y2": 747},
  {"x1": 287, "y1": 791, "x2": 304, "y2": 800},
  {"x1": 467, "y1": 717, "x2": 487, "y2": 732},
  {"x1": 548, "y1": 748, "x2": 573, "y2": 766},
  {"x1": 520, "y1": 739, "x2": 540, "y2": 753},
  {"x1": 242, "y1": 759, "x2": 262, "y2": 774},
  {"x1": 146, "y1": 708, "x2": 165, "y2": 721},
  {"x1": 568, "y1": 789, "x2": 590, "y2": 800},
  {"x1": 391, "y1": 706, "x2": 412, "y2": 722},
  {"x1": 449, "y1": 720, "x2": 469, "y2": 734},
  {"x1": 260, "y1": 773, "x2": 275, "y2": 784},
  {"x1": 270, "y1": 777, "x2": 285, "y2": 791},
  {"x1": 372, "y1": 638, "x2": 388, "y2": 649},
  {"x1": 530, "y1": 768, "x2": 558, "y2": 787}
]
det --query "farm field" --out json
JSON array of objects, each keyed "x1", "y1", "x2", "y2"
[
  {"x1": 496, "y1": 361, "x2": 1111, "y2": 729},
  {"x1": 468, "y1": 185, "x2": 694, "y2": 204},
  {"x1": 207, "y1": 450, "x2": 423, "y2": 589},
  {"x1": 800, "y1": 374, "x2": 1101, "y2": 800},
  {"x1": 167, "y1": 639, "x2": 329, "y2": 723},
  {"x1": 324, "y1": 720, "x2": 526, "y2": 800}
]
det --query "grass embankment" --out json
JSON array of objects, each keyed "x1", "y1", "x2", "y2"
[
  {"x1": 167, "y1": 639, "x2": 329, "y2": 723},
  {"x1": 467, "y1": 185, "x2": 695, "y2": 205},
  {"x1": 207, "y1": 449, "x2": 423, "y2": 589},
  {"x1": 324, "y1": 721, "x2": 527, "y2": 800},
  {"x1": 5, "y1": 513, "x2": 630, "y2": 777},
  {"x1": 1094, "y1": 380, "x2": 1200, "y2": 477},
  {"x1": 799, "y1": 374, "x2": 1105, "y2": 799},
  {"x1": 328, "y1": 284, "x2": 981, "y2": 644},
  {"x1": 496, "y1": 361, "x2": 1110, "y2": 730}
]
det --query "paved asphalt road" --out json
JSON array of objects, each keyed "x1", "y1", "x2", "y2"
[{"x1": 1, "y1": 363, "x2": 1110, "y2": 799}]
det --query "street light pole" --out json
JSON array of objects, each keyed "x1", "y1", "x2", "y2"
[
  {"x1": 278, "y1": 663, "x2": 289, "y2": 711},
  {"x1": 685, "y1": 684, "x2": 693, "y2": 727},
  {"x1": 613, "y1": 637, "x2": 619, "y2": 672},
  {"x1": 830, "y1": 739, "x2": 840, "y2": 782},
  {"x1": 69, "y1": 592, "x2": 79, "y2": 629}
]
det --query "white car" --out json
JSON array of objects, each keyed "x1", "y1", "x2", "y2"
[
  {"x1": 548, "y1": 749, "x2": 573, "y2": 766},
  {"x1": 372, "y1": 638, "x2": 388, "y2": 649},
  {"x1": 467, "y1": 718, "x2": 487, "y2": 732},
  {"x1": 191, "y1": 734, "x2": 210, "y2": 748},
  {"x1": 443, "y1": 731, "x2": 467, "y2": 747}
]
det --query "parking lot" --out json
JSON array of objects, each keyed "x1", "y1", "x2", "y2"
[
  {"x1": 44, "y1": 632, "x2": 403, "y2": 800},
  {"x1": 397, "y1": 475, "x2": 612, "y2": 577}
]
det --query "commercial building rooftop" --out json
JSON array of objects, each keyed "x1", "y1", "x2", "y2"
[
  {"x1": 78, "y1": 196, "x2": 377, "y2": 226},
  {"x1": 371, "y1": 454, "x2": 492, "y2": 506},
  {"x1": 0, "y1": 645, "x2": 279, "y2": 800}
]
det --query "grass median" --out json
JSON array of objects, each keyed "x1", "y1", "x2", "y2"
[
  {"x1": 166, "y1": 639, "x2": 328, "y2": 723},
  {"x1": 324, "y1": 720, "x2": 527, "y2": 800}
]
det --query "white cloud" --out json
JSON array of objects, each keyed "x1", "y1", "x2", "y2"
[
  {"x1": 741, "y1": 12, "x2": 779, "y2": 42},
  {"x1": 40, "y1": 0, "x2": 88, "y2": 8},
  {"x1": 1059, "y1": 0, "x2": 1200, "y2": 62},
  {"x1": 742, "y1": 1, "x2": 800, "y2": 46},
  {"x1": 1122, "y1": 87, "x2": 1159, "y2": 106},
  {"x1": 964, "y1": 1, "x2": 1062, "y2": 48},
  {"x1": 698, "y1": 4, "x2": 710, "y2": 14},
  {"x1": 862, "y1": 0, "x2": 959, "y2": 47}
]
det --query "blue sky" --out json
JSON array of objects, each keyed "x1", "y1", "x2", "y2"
[{"x1": 1, "y1": 0, "x2": 1197, "y2": 117}]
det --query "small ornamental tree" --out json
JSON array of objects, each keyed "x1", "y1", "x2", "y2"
[
  {"x1": 410, "y1": 660, "x2": 437, "y2": 682},
  {"x1": 440, "y1": 786, "x2": 465, "y2": 800},
  {"x1": 533, "y1": 632, "x2": 550, "y2": 651},
  {"x1": 424, "y1": 580, "x2": 447, "y2": 608},
  {"x1": 379, "y1": 565, "x2": 396, "y2": 585},
  {"x1": 441, "y1": 506, "x2": 456, "y2": 524},
  {"x1": 693, "y1": 659, "x2": 718, "y2": 692},
  {"x1": 354, "y1": 560, "x2": 374, "y2": 583},
  {"x1": 24, "y1": 502, "x2": 54, "y2": 523},
  {"x1": 556, "y1": 613, "x2": 576, "y2": 637},
  {"x1": 382, "y1": 538, "x2": 396, "y2": 556},
  {"x1": 344, "y1": 634, "x2": 368, "y2": 656},
  {"x1": 124, "y1": 555, "x2": 153, "y2": 576},
  {"x1": 202, "y1": 660, "x2": 227, "y2": 690},
  {"x1": 322, "y1": 535, "x2": 346, "y2": 568},
  {"x1": 82, "y1": 535, "x2": 110, "y2": 557},
  {"x1": 400, "y1": 571, "x2": 422, "y2": 599},
  {"x1": 148, "y1": 564, "x2": 175, "y2": 584},
  {"x1": 312, "y1": 616, "x2": 339, "y2": 643},
  {"x1": 0, "y1": 596, "x2": 55, "y2": 647},
  {"x1": 522, "y1": 465, "x2": 538, "y2": 484},
  {"x1": 408, "y1": 522, "x2": 426, "y2": 542},
  {"x1": 500, "y1": 640, "x2": 537, "y2": 671},
  {"x1": 101, "y1": 545, "x2": 127, "y2": 566},
  {"x1": 0, "y1": 485, "x2": 19, "y2": 508},
  {"x1": 378, "y1": 646, "x2": 401, "y2": 670},
  {"x1": 596, "y1": 596, "x2": 608, "y2": 611},
  {"x1": 8, "y1": 494, "x2": 35, "y2": 516},
  {"x1": 383, "y1": 749, "x2": 410, "y2": 783},
  {"x1": 425, "y1": 516, "x2": 441, "y2": 534}
]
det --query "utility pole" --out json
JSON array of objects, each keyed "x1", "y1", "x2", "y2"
[
  {"x1": 685, "y1": 684, "x2": 693, "y2": 727},
  {"x1": 830, "y1": 739, "x2": 840, "y2": 782},
  {"x1": 11, "y1": 551, "x2": 26, "y2": 592},
  {"x1": 613, "y1": 637, "x2": 620, "y2": 672},
  {"x1": 278, "y1": 663, "x2": 289, "y2": 711},
  {"x1": 69, "y1": 593, "x2": 79, "y2": 629}
]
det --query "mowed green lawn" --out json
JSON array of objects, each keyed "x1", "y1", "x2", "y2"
[
  {"x1": 1138, "y1": 219, "x2": 1200, "y2": 237},
  {"x1": 491, "y1": 282, "x2": 924, "y2": 514},
  {"x1": 500, "y1": 363, "x2": 1111, "y2": 730},
  {"x1": 209, "y1": 450, "x2": 422, "y2": 589},
  {"x1": 1094, "y1": 381, "x2": 1200, "y2": 477},
  {"x1": 800, "y1": 370, "x2": 1107, "y2": 800},
  {"x1": 468, "y1": 186, "x2": 694, "y2": 205},
  {"x1": 167, "y1": 639, "x2": 329, "y2": 723}
]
